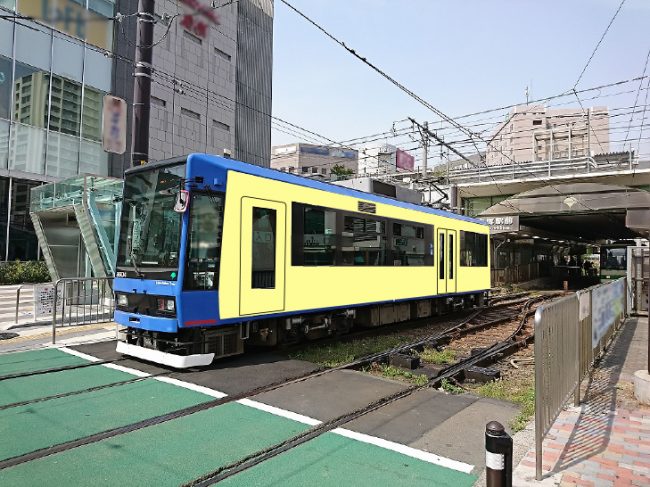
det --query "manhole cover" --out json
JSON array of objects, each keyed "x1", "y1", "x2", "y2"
[{"x1": 0, "y1": 332, "x2": 18, "y2": 340}]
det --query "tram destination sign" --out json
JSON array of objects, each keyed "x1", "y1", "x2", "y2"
[{"x1": 480, "y1": 215, "x2": 519, "y2": 234}]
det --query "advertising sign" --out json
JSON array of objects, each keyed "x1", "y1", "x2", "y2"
[
  {"x1": 395, "y1": 149, "x2": 415, "y2": 171},
  {"x1": 591, "y1": 279, "x2": 625, "y2": 348},
  {"x1": 19, "y1": 0, "x2": 112, "y2": 50},
  {"x1": 300, "y1": 146, "x2": 357, "y2": 159},
  {"x1": 102, "y1": 95, "x2": 127, "y2": 154}
]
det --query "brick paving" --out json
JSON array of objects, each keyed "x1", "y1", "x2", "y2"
[{"x1": 513, "y1": 317, "x2": 650, "y2": 486}]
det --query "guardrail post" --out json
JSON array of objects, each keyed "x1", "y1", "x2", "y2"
[
  {"x1": 52, "y1": 280, "x2": 60, "y2": 344},
  {"x1": 485, "y1": 421, "x2": 512, "y2": 487},
  {"x1": 14, "y1": 285, "x2": 22, "y2": 324}
]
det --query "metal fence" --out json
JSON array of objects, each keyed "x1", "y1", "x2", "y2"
[
  {"x1": 52, "y1": 277, "x2": 115, "y2": 344},
  {"x1": 491, "y1": 263, "x2": 540, "y2": 286},
  {"x1": 534, "y1": 278, "x2": 626, "y2": 480}
]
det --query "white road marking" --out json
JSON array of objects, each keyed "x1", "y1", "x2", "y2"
[
  {"x1": 57, "y1": 346, "x2": 475, "y2": 473},
  {"x1": 237, "y1": 398, "x2": 322, "y2": 426},
  {"x1": 156, "y1": 376, "x2": 227, "y2": 398},
  {"x1": 333, "y1": 427, "x2": 475, "y2": 474}
]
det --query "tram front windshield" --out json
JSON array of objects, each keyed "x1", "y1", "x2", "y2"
[
  {"x1": 600, "y1": 247, "x2": 627, "y2": 271},
  {"x1": 116, "y1": 163, "x2": 186, "y2": 280}
]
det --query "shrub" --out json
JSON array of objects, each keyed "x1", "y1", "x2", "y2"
[{"x1": 0, "y1": 261, "x2": 51, "y2": 285}]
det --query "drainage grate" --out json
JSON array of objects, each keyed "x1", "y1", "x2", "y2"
[{"x1": 0, "y1": 332, "x2": 18, "y2": 340}]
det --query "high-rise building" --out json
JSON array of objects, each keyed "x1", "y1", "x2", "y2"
[
  {"x1": 486, "y1": 104, "x2": 610, "y2": 166},
  {"x1": 0, "y1": 0, "x2": 273, "y2": 261}
]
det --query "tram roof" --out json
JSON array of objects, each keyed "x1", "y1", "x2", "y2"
[{"x1": 126, "y1": 154, "x2": 486, "y2": 226}]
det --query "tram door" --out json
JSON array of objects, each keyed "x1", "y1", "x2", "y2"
[
  {"x1": 240, "y1": 198, "x2": 286, "y2": 316},
  {"x1": 437, "y1": 228, "x2": 457, "y2": 295}
]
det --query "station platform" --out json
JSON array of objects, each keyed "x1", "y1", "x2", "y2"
[
  {"x1": 513, "y1": 316, "x2": 650, "y2": 486},
  {"x1": 0, "y1": 337, "x2": 522, "y2": 486}
]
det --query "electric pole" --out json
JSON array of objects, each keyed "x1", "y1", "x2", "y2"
[
  {"x1": 421, "y1": 121, "x2": 429, "y2": 178},
  {"x1": 131, "y1": 0, "x2": 155, "y2": 166}
]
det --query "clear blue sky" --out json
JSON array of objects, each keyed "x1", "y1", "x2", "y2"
[{"x1": 271, "y1": 0, "x2": 650, "y2": 159}]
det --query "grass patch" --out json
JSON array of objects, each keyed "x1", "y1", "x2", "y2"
[
  {"x1": 366, "y1": 363, "x2": 428, "y2": 386},
  {"x1": 289, "y1": 335, "x2": 408, "y2": 368},
  {"x1": 419, "y1": 347, "x2": 456, "y2": 365},
  {"x1": 440, "y1": 378, "x2": 464, "y2": 394},
  {"x1": 472, "y1": 379, "x2": 535, "y2": 432}
]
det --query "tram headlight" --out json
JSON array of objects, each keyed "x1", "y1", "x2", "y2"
[
  {"x1": 157, "y1": 298, "x2": 175, "y2": 312},
  {"x1": 116, "y1": 293, "x2": 128, "y2": 307}
]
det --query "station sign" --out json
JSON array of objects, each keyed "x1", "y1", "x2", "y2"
[{"x1": 480, "y1": 215, "x2": 519, "y2": 234}]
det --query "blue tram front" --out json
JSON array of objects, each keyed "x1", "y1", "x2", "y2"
[{"x1": 114, "y1": 156, "x2": 233, "y2": 368}]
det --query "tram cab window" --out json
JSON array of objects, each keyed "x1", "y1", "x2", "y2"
[
  {"x1": 185, "y1": 192, "x2": 224, "y2": 290},
  {"x1": 460, "y1": 231, "x2": 488, "y2": 267}
]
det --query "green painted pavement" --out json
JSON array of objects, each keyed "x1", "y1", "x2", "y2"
[
  {"x1": 0, "y1": 402, "x2": 310, "y2": 487},
  {"x1": 0, "y1": 348, "x2": 88, "y2": 376},
  {"x1": 0, "y1": 379, "x2": 212, "y2": 461},
  {"x1": 0, "y1": 366, "x2": 137, "y2": 407},
  {"x1": 220, "y1": 432, "x2": 477, "y2": 487}
]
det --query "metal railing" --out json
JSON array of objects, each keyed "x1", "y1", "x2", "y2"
[
  {"x1": 52, "y1": 277, "x2": 114, "y2": 344},
  {"x1": 534, "y1": 278, "x2": 626, "y2": 480},
  {"x1": 447, "y1": 156, "x2": 650, "y2": 185}
]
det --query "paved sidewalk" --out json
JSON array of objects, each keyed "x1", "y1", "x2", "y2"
[{"x1": 513, "y1": 317, "x2": 650, "y2": 486}]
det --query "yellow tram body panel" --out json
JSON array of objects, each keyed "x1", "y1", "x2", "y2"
[{"x1": 218, "y1": 170, "x2": 490, "y2": 321}]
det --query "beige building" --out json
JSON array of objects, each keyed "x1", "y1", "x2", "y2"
[
  {"x1": 270, "y1": 143, "x2": 358, "y2": 177},
  {"x1": 486, "y1": 105, "x2": 610, "y2": 166}
]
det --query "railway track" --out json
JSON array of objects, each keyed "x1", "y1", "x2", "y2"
[{"x1": 0, "y1": 292, "x2": 550, "y2": 480}]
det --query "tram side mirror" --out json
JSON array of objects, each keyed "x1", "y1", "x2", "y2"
[{"x1": 174, "y1": 190, "x2": 189, "y2": 213}]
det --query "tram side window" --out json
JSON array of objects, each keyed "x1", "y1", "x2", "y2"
[
  {"x1": 291, "y1": 202, "x2": 433, "y2": 267},
  {"x1": 341, "y1": 216, "x2": 388, "y2": 266},
  {"x1": 303, "y1": 206, "x2": 337, "y2": 265},
  {"x1": 252, "y1": 207, "x2": 276, "y2": 288},
  {"x1": 392, "y1": 223, "x2": 425, "y2": 266},
  {"x1": 185, "y1": 192, "x2": 224, "y2": 290},
  {"x1": 460, "y1": 231, "x2": 488, "y2": 267}
]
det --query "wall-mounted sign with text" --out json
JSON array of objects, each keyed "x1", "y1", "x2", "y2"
[{"x1": 480, "y1": 215, "x2": 520, "y2": 234}]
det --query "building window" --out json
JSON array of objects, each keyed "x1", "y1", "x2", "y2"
[
  {"x1": 181, "y1": 107, "x2": 200, "y2": 121},
  {"x1": 460, "y1": 231, "x2": 488, "y2": 267},
  {"x1": 214, "y1": 47, "x2": 232, "y2": 61},
  {"x1": 151, "y1": 96, "x2": 166, "y2": 107},
  {"x1": 213, "y1": 119, "x2": 230, "y2": 131},
  {"x1": 321, "y1": 168, "x2": 327, "y2": 175},
  {"x1": 533, "y1": 120, "x2": 542, "y2": 126},
  {"x1": 183, "y1": 30, "x2": 202, "y2": 44},
  {"x1": 302, "y1": 167, "x2": 309, "y2": 173}
]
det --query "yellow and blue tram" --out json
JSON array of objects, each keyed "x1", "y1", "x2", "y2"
[{"x1": 114, "y1": 154, "x2": 491, "y2": 367}]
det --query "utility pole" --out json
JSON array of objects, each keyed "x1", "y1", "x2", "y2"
[
  {"x1": 421, "y1": 121, "x2": 429, "y2": 178},
  {"x1": 131, "y1": 0, "x2": 155, "y2": 166}
]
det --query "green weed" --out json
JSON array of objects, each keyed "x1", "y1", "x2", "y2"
[{"x1": 419, "y1": 348, "x2": 456, "y2": 365}]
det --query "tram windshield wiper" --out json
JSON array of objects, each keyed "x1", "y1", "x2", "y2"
[{"x1": 130, "y1": 249, "x2": 145, "y2": 278}]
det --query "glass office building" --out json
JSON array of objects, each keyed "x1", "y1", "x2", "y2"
[{"x1": 0, "y1": 0, "x2": 114, "y2": 261}]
